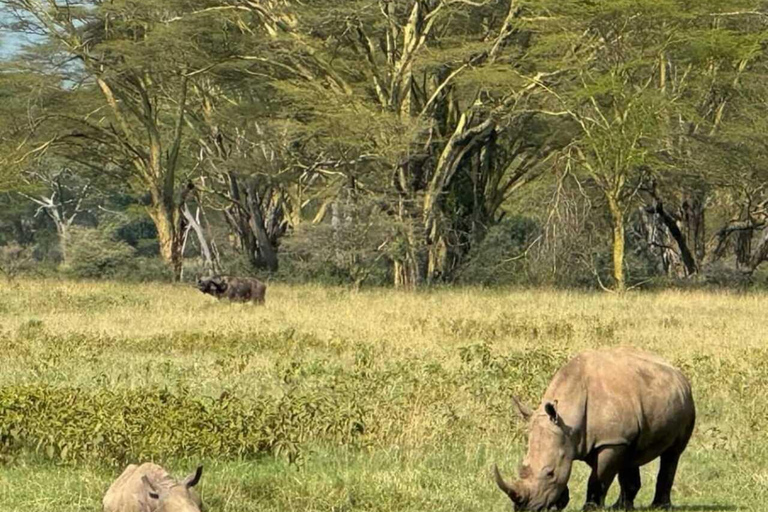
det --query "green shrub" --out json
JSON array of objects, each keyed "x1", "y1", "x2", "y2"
[
  {"x1": 277, "y1": 209, "x2": 391, "y2": 287},
  {"x1": 64, "y1": 227, "x2": 136, "y2": 279},
  {"x1": 119, "y1": 257, "x2": 175, "y2": 282},
  {"x1": 0, "y1": 384, "x2": 371, "y2": 467},
  {"x1": 456, "y1": 216, "x2": 539, "y2": 286},
  {"x1": 0, "y1": 242, "x2": 34, "y2": 281}
]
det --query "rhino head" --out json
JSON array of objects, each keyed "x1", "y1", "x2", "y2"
[
  {"x1": 494, "y1": 400, "x2": 573, "y2": 511},
  {"x1": 142, "y1": 465, "x2": 203, "y2": 512}
]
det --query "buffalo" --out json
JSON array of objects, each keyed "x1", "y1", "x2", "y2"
[
  {"x1": 196, "y1": 275, "x2": 266, "y2": 304},
  {"x1": 494, "y1": 347, "x2": 695, "y2": 511},
  {"x1": 102, "y1": 463, "x2": 203, "y2": 512}
]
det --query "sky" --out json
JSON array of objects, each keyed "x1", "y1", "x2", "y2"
[
  {"x1": 0, "y1": 13, "x2": 42, "y2": 59},
  {"x1": 1, "y1": 32, "x2": 29, "y2": 58}
]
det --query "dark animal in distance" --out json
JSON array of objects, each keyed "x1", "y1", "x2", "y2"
[
  {"x1": 102, "y1": 462, "x2": 203, "y2": 512},
  {"x1": 494, "y1": 346, "x2": 695, "y2": 511},
  {"x1": 196, "y1": 275, "x2": 266, "y2": 304}
]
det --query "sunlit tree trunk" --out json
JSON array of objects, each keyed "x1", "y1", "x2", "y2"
[{"x1": 607, "y1": 194, "x2": 626, "y2": 292}]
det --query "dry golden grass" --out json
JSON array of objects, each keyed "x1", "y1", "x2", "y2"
[
  {"x1": 4, "y1": 279, "x2": 766, "y2": 353},
  {"x1": 0, "y1": 279, "x2": 766, "y2": 511}
]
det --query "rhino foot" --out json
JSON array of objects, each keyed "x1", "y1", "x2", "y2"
[{"x1": 650, "y1": 502, "x2": 672, "y2": 510}]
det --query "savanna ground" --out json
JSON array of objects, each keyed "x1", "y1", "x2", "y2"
[{"x1": 0, "y1": 279, "x2": 766, "y2": 511}]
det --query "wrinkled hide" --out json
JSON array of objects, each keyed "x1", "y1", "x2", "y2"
[
  {"x1": 102, "y1": 463, "x2": 203, "y2": 512},
  {"x1": 495, "y1": 347, "x2": 695, "y2": 511}
]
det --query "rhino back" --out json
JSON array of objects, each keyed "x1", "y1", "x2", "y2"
[
  {"x1": 543, "y1": 347, "x2": 694, "y2": 463},
  {"x1": 102, "y1": 463, "x2": 174, "y2": 512}
]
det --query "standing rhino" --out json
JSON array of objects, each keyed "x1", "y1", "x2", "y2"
[
  {"x1": 102, "y1": 463, "x2": 203, "y2": 512},
  {"x1": 197, "y1": 275, "x2": 266, "y2": 304},
  {"x1": 494, "y1": 347, "x2": 695, "y2": 511}
]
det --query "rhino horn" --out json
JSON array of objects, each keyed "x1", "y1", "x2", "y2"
[
  {"x1": 185, "y1": 465, "x2": 203, "y2": 488},
  {"x1": 512, "y1": 395, "x2": 533, "y2": 421},
  {"x1": 494, "y1": 464, "x2": 523, "y2": 504}
]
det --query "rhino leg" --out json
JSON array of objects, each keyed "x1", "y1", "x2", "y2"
[
  {"x1": 612, "y1": 466, "x2": 640, "y2": 510},
  {"x1": 650, "y1": 449, "x2": 681, "y2": 509},
  {"x1": 584, "y1": 445, "x2": 627, "y2": 510}
]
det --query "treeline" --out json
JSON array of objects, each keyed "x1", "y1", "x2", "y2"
[{"x1": 1, "y1": 0, "x2": 768, "y2": 290}]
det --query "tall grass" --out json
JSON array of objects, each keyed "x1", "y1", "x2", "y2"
[{"x1": 0, "y1": 279, "x2": 766, "y2": 511}]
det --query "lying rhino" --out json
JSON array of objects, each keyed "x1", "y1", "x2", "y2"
[
  {"x1": 494, "y1": 347, "x2": 695, "y2": 511},
  {"x1": 102, "y1": 463, "x2": 203, "y2": 512},
  {"x1": 197, "y1": 275, "x2": 266, "y2": 304}
]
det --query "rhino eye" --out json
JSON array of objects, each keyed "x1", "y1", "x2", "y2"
[{"x1": 543, "y1": 467, "x2": 555, "y2": 479}]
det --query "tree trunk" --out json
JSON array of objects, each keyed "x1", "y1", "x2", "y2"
[
  {"x1": 652, "y1": 200, "x2": 698, "y2": 276},
  {"x1": 394, "y1": 253, "x2": 421, "y2": 289},
  {"x1": 638, "y1": 206, "x2": 677, "y2": 276},
  {"x1": 426, "y1": 234, "x2": 448, "y2": 284},
  {"x1": 607, "y1": 195, "x2": 626, "y2": 291},
  {"x1": 147, "y1": 182, "x2": 194, "y2": 281},
  {"x1": 393, "y1": 199, "x2": 423, "y2": 289},
  {"x1": 181, "y1": 204, "x2": 219, "y2": 274},
  {"x1": 736, "y1": 228, "x2": 752, "y2": 269},
  {"x1": 682, "y1": 194, "x2": 706, "y2": 263},
  {"x1": 149, "y1": 203, "x2": 183, "y2": 280},
  {"x1": 749, "y1": 227, "x2": 768, "y2": 272},
  {"x1": 57, "y1": 223, "x2": 70, "y2": 264},
  {"x1": 245, "y1": 185, "x2": 279, "y2": 272}
]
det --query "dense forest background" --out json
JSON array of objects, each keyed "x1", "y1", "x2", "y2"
[{"x1": 1, "y1": 0, "x2": 768, "y2": 290}]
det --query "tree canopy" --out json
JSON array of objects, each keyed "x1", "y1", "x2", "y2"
[{"x1": 3, "y1": 0, "x2": 768, "y2": 289}]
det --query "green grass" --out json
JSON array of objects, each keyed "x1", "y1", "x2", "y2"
[{"x1": 0, "y1": 279, "x2": 766, "y2": 511}]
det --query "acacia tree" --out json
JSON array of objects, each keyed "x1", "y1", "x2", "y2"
[
  {"x1": 345, "y1": 0, "x2": 566, "y2": 287},
  {"x1": 527, "y1": 0, "x2": 761, "y2": 290},
  {"x1": 0, "y1": 66, "x2": 56, "y2": 192},
  {"x1": 698, "y1": 105, "x2": 768, "y2": 274},
  {"x1": 627, "y1": 3, "x2": 768, "y2": 279},
  {"x1": 233, "y1": 0, "x2": 564, "y2": 287},
  {"x1": 18, "y1": 163, "x2": 95, "y2": 262},
  {"x1": 2, "y1": 0, "x2": 234, "y2": 279},
  {"x1": 171, "y1": 1, "x2": 345, "y2": 273}
]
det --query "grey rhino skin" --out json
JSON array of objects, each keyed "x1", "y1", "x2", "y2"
[
  {"x1": 102, "y1": 463, "x2": 203, "y2": 512},
  {"x1": 495, "y1": 347, "x2": 695, "y2": 511},
  {"x1": 197, "y1": 275, "x2": 266, "y2": 304}
]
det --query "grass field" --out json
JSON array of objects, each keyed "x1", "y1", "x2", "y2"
[{"x1": 0, "y1": 279, "x2": 766, "y2": 511}]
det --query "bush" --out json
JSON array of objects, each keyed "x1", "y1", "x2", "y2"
[
  {"x1": 700, "y1": 262, "x2": 755, "y2": 290},
  {"x1": 0, "y1": 243, "x2": 34, "y2": 281},
  {"x1": 456, "y1": 216, "x2": 540, "y2": 286},
  {"x1": 0, "y1": 384, "x2": 370, "y2": 466},
  {"x1": 278, "y1": 206, "x2": 391, "y2": 287},
  {"x1": 119, "y1": 257, "x2": 175, "y2": 282},
  {"x1": 64, "y1": 227, "x2": 136, "y2": 279}
]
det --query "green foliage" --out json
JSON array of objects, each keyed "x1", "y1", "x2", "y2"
[
  {"x1": 0, "y1": 383, "x2": 370, "y2": 466},
  {"x1": 3, "y1": 0, "x2": 768, "y2": 286},
  {"x1": 64, "y1": 227, "x2": 136, "y2": 279},
  {"x1": 456, "y1": 216, "x2": 540, "y2": 286},
  {"x1": 279, "y1": 207, "x2": 392, "y2": 287},
  {"x1": 0, "y1": 242, "x2": 34, "y2": 281}
]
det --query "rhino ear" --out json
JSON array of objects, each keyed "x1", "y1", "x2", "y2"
[
  {"x1": 512, "y1": 395, "x2": 533, "y2": 421},
  {"x1": 141, "y1": 475, "x2": 160, "y2": 500},
  {"x1": 184, "y1": 465, "x2": 203, "y2": 488},
  {"x1": 544, "y1": 401, "x2": 560, "y2": 424}
]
